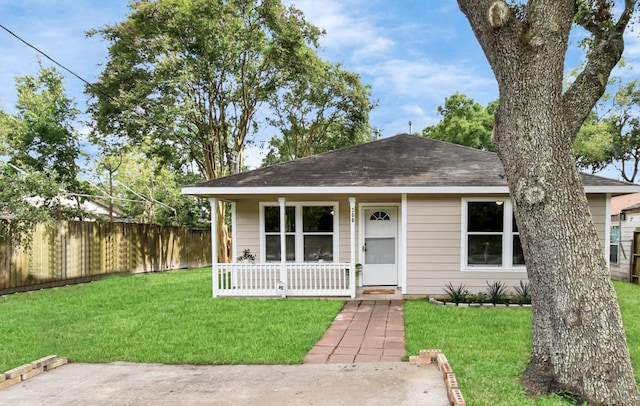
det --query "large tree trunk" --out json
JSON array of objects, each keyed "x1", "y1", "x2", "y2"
[{"x1": 458, "y1": 1, "x2": 639, "y2": 404}]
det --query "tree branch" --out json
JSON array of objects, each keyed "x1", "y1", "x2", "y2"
[{"x1": 562, "y1": 0, "x2": 635, "y2": 137}]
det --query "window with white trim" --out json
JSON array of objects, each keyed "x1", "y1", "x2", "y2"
[
  {"x1": 463, "y1": 199, "x2": 524, "y2": 269},
  {"x1": 610, "y1": 225, "x2": 620, "y2": 264},
  {"x1": 264, "y1": 206, "x2": 296, "y2": 261},
  {"x1": 261, "y1": 203, "x2": 338, "y2": 262}
]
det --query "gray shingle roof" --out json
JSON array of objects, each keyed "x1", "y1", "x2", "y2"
[{"x1": 185, "y1": 134, "x2": 634, "y2": 189}]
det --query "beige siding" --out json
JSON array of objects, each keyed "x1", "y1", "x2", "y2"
[
  {"x1": 587, "y1": 194, "x2": 607, "y2": 251},
  {"x1": 234, "y1": 200, "x2": 261, "y2": 261},
  {"x1": 405, "y1": 194, "x2": 611, "y2": 296},
  {"x1": 404, "y1": 195, "x2": 529, "y2": 295},
  {"x1": 232, "y1": 193, "x2": 612, "y2": 295}
]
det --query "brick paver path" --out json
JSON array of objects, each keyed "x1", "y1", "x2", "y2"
[{"x1": 303, "y1": 300, "x2": 405, "y2": 364}]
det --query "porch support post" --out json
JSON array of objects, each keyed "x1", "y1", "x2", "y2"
[
  {"x1": 279, "y1": 197, "x2": 287, "y2": 298},
  {"x1": 349, "y1": 197, "x2": 356, "y2": 299},
  {"x1": 231, "y1": 201, "x2": 237, "y2": 262},
  {"x1": 209, "y1": 197, "x2": 219, "y2": 298},
  {"x1": 401, "y1": 193, "x2": 408, "y2": 294}
]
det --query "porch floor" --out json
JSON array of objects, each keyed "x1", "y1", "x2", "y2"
[
  {"x1": 355, "y1": 286, "x2": 403, "y2": 300},
  {"x1": 303, "y1": 300, "x2": 405, "y2": 364}
]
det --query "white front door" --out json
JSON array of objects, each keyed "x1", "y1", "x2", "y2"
[{"x1": 363, "y1": 207, "x2": 398, "y2": 285}]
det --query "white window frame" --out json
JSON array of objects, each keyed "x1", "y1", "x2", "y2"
[
  {"x1": 461, "y1": 197, "x2": 526, "y2": 272},
  {"x1": 610, "y1": 224, "x2": 620, "y2": 265},
  {"x1": 263, "y1": 205, "x2": 296, "y2": 262},
  {"x1": 259, "y1": 201, "x2": 340, "y2": 263}
]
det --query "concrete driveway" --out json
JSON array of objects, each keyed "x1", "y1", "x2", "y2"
[{"x1": 0, "y1": 362, "x2": 449, "y2": 405}]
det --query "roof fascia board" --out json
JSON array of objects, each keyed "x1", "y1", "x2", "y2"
[
  {"x1": 584, "y1": 186, "x2": 640, "y2": 193},
  {"x1": 182, "y1": 184, "x2": 640, "y2": 196},
  {"x1": 182, "y1": 186, "x2": 511, "y2": 195}
]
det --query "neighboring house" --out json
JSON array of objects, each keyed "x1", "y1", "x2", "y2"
[
  {"x1": 610, "y1": 193, "x2": 640, "y2": 282},
  {"x1": 182, "y1": 134, "x2": 640, "y2": 298},
  {"x1": 24, "y1": 195, "x2": 129, "y2": 222}
]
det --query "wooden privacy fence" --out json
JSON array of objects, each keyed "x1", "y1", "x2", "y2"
[{"x1": 0, "y1": 221, "x2": 212, "y2": 294}]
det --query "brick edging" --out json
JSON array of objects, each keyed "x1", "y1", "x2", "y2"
[
  {"x1": 429, "y1": 297, "x2": 532, "y2": 308},
  {"x1": 409, "y1": 349, "x2": 466, "y2": 406},
  {"x1": 1, "y1": 355, "x2": 68, "y2": 390}
]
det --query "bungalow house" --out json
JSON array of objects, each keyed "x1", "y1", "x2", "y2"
[{"x1": 182, "y1": 134, "x2": 640, "y2": 298}]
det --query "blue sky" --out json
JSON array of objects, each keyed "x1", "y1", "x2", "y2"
[{"x1": 1, "y1": 1, "x2": 639, "y2": 173}]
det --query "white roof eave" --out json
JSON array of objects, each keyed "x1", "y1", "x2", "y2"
[{"x1": 182, "y1": 184, "x2": 640, "y2": 198}]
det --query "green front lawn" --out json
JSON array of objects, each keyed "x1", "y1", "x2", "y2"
[
  {"x1": 405, "y1": 280, "x2": 640, "y2": 406},
  {"x1": 0, "y1": 268, "x2": 344, "y2": 371},
  {"x1": 2, "y1": 268, "x2": 639, "y2": 406}
]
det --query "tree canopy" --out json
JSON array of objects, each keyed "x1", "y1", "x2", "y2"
[
  {"x1": 87, "y1": 0, "x2": 328, "y2": 181},
  {"x1": 86, "y1": 0, "x2": 376, "y2": 260},
  {"x1": 0, "y1": 64, "x2": 82, "y2": 192},
  {"x1": 90, "y1": 147, "x2": 208, "y2": 227},
  {"x1": 421, "y1": 92, "x2": 496, "y2": 151},
  {"x1": 263, "y1": 61, "x2": 375, "y2": 165},
  {"x1": 0, "y1": 64, "x2": 85, "y2": 239}
]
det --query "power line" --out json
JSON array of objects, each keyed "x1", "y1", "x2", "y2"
[
  {"x1": 0, "y1": 23, "x2": 119, "y2": 104},
  {"x1": 0, "y1": 22, "x2": 209, "y2": 168},
  {"x1": 0, "y1": 22, "x2": 191, "y2": 144},
  {"x1": 0, "y1": 22, "x2": 195, "y2": 148}
]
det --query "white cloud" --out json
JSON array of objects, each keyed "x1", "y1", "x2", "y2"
[
  {"x1": 623, "y1": 31, "x2": 640, "y2": 63},
  {"x1": 287, "y1": 0, "x2": 498, "y2": 136},
  {"x1": 290, "y1": 0, "x2": 395, "y2": 61}
]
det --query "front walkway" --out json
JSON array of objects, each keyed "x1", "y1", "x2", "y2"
[{"x1": 303, "y1": 300, "x2": 406, "y2": 364}]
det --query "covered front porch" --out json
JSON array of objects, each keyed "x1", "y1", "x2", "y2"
[{"x1": 210, "y1": 196, "x2": 362, "y2": 298}]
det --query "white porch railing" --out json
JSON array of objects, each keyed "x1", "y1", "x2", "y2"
[{"x1": 214, "y1": 262, "x2": 353, "y2": 297}]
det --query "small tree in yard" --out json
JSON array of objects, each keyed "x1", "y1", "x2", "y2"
[{"x1": 457, "y1": 1, "x2": 639, "y2": 404}]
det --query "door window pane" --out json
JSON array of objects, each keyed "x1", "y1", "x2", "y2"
[
  {"x1": 369, "y1": 211, "x2": 390, "y2": 221},
  {"x1": 365, "y1": 237, "x2": 395, "y2": 264}
]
